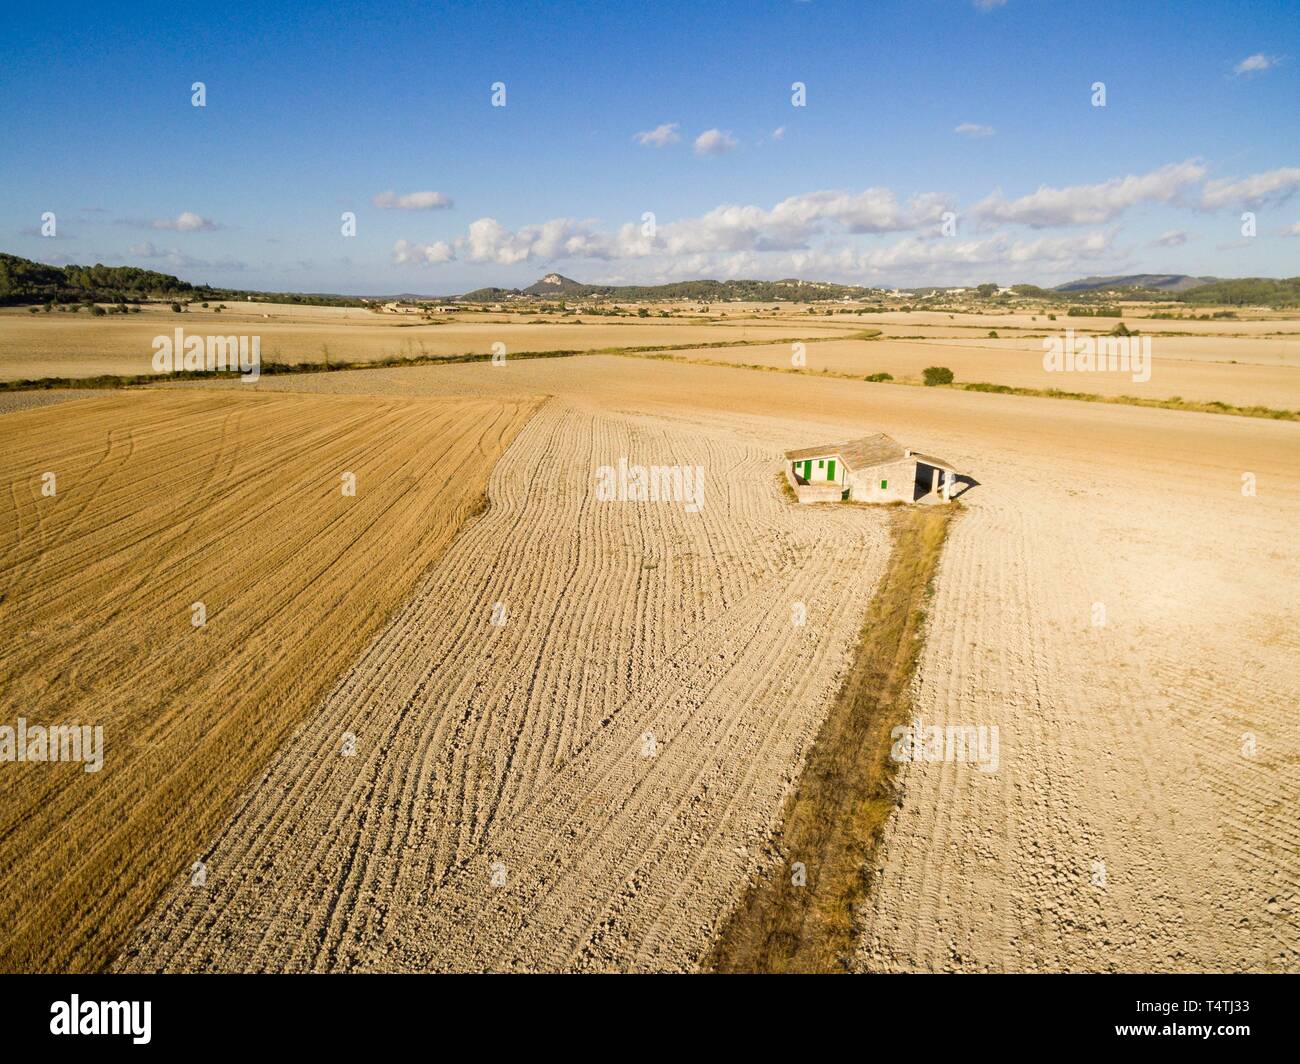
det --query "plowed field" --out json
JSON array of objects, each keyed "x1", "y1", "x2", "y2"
[{"x1": 0, "y1": 390, "x2": 536, "y2": 971}]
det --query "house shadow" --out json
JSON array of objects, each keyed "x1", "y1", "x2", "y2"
[{"x1": 912, "y1": 463, "x2": 980, "y2": 502}]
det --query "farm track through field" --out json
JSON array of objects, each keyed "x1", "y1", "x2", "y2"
[
  {"x1": 0, "y1": 390, "x2": 537, "y2": 972},
  {"x1": 118, "y1": 400, "x2": 893, "y2": 972},
  {"x1": 710, "y1": 505, "x2": 955, "y2": 972}
]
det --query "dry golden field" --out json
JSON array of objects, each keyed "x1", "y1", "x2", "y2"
[
  {"x1": 0, "y1": 302, "x2": 853, "y2": 382},
  {"x1": 120, "y1": 398, "x2": 892, "y2": 972},
  {"x1": 120, "y1": 349, "x2": 1298, "y2": 972},
  {"x1": 2, "y1": 299, "x2": 1296, "y2": 974},
  {"x1": 5, "y1": 300, "x2": 1296, "y2": 413},
  {"x1": 666, "y1": 336, "x2": 1300, "y2": 408},
  {"x1": 0, "y1": 389, "x2": 537, "y2": 972}
]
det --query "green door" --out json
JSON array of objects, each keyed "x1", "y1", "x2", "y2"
[{"x1": 827, "y1": 459, "x2": 836, "y2": 482}]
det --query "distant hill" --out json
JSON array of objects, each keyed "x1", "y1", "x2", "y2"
[
  {"x1": 523, "y1": 273, "x2": 586, "y2": 296},
  {"x1": 6, "y1": 251, "x2": 1292, "y2": 310},
  {"x1": 0, "y1": 252, "x2": 198, "y2": 305},
  {"x1": 0, "y1": 252, "x2": 368, "y2": 307},
  {"x1": 1050, "y1": 273, "x2": 1300, "y2": 307},
  {"x1": 461, "y1": 275, "x2": 887, "y2": 304},
  {"x1": 1174, "y1": 276, "x2": 1300, "y2": 306},
  {"x1": 1054, "y1": 274, "x2": 1219, "y2": 293},
  {"x1": 456, "y1": 286, "x2": 519, "y2": 302}
]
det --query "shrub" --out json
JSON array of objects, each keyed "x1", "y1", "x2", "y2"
[
  {"x1": 988, "y1": 330, "x2": 998, "y2": 338},
  {"x1": 865, "y1": 372, "x2": 893, "y2": 382},
  {"x1": 1110, "y1": 322, "x2": 1132, "y2": 336},
  {"x1": 922, "y1": 366, "x2": 954, "y2": 386},
  {"x1": 170, "y1": 302, "x2": 183, "y2": 313},
  {"x1": 90, "y1": 305, "x2": 106, "y2": 316},
  {"x1": 28, "y1": 306, "x2": 39, "y2": 314}
]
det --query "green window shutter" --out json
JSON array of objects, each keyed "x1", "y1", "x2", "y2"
[{"x1": 880, "y1": 479, "x2": 888, "y2": 490}]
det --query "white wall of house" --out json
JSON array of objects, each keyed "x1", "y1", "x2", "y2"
[
  {"x1": 786, "y1": 455, "x2": 957, "y2": 505},
  {"x1": 791, "y1": 454, "x2": 846, "y2": 486},
  {"x1": 846, "y1": 458, "x2": 917, "y2": 502}
]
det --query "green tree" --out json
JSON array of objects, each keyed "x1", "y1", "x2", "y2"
[{"x1": 922, "y1": 366, "x2": 954, "y2": 386}]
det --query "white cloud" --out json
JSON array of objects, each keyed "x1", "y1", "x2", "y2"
[
  {"x1": 954, "y1": 122, "x2": 995, "y2": 137},
  {"x1": 1154, "y1": 229, "x2": 1189, "y2": 247},
  {"x1": 855, "y1": 229, "x2": 1115, "y2": 272},
  {"x1": 127, "y1": 241, "x2": 244, "y2": 270},
  {"x1": 973, "y1": 0, "x2": 1007, "y2": 10},
  {"x1": 1281, "y1": 221, "x2": 1300, "y2": 238},
  {"x1": 1200, "y1": 167, "x2": 1300, "y2": 209},
  {"x1": 1233, "y1": 53, "x2": 1281, "y2": 76},
  {"x1": 972, "y1": 160, "x2": 1206, "y2": 227},
  {"x1": 771, "y1": 126, "x2": 787, "y2": 142},
  {"x1": 373, "y1": 190, "x2": 453, "y2": 210},
  {"x1": 673, "y1": 229, "x2": 1121, "y2": 287},
  {"x1": 421, "y1": 217, "x2": 1120, "y2": 287},
  {"x1": 452, "y1": 217, "x2": 617, "y2": 266},
  {"x1": 392, "y1": 238, "x2": 455, "y2": 265},
  {"x1": 433, "y1": 186, "x2": 956, "y2": 267},
  {"x1": 694, "y1": 128, "x2": 738, "y2": 156},
  {"x1": 150, "y1": 211, "x2": 218, "y2": 232},
  {"x1": 19, "y1": 225, "x2": 72, "y2": 239},
  {"x1": 633, "y1": 123, "x2": 681, "y2": 147},
  {"x1": 409, "y1": 185, "x2": 1141, "y2": 286}
]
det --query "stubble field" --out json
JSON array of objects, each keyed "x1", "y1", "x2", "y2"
[
  {"x1": 153, "y1": 349, "x2": 1297, "y2": 972},
  {"x1": 0, "y1": 303, "x2": 852, "y2": 381},
  {"x1": 668, "y1": 335, "x2": 1300, "y2": 409},
  {"x1": 118, "y1": 398, "x2": 892, "y2": 971},
  {"x1": 2, "y1": 301, "x2": 1295, "y2": 973},
  {"x1": 0, "y1": 389, "x2": 536, "y2": 971}
]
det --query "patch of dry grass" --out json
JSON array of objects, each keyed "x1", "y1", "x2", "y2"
[{"x1": 709, "y1": 504, "x2": 956, "y2": 973}]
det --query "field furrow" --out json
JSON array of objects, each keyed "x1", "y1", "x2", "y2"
[
  {"x1": 118, "y1": 399, "x2": 891, "y2": 972},
  {"x1": 0, "y1": 389, "x2": 538, "y2": 972}
]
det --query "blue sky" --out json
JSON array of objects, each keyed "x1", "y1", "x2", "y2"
[{"x1": 1, "y1": 0, "x2": 1297, "y2": 293}]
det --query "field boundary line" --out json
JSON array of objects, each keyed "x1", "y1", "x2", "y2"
[
  {"x1": 0, "y1": 334, "x2": 872, "y2": 393},
  {"x1": 708, "y1": 504, "x2": 957, "y2": 973}
]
